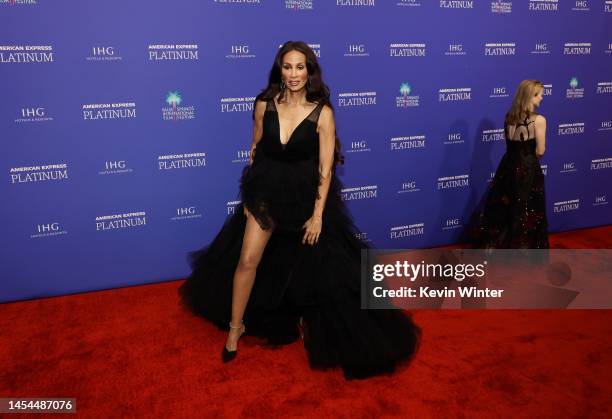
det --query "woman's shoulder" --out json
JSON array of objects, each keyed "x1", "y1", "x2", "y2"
[
  {"x1": 532, "y1": 113, "x2": 546, "y2": 125},
  {"x1": 254, "y1": 99, "x2": 267, "y2": 110},
  {"x1": 319, "y1": 103, "x2": 333, "y2": 117}
]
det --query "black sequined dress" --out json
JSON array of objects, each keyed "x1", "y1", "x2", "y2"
[{"x1": 471, "y1": 116, "x2": 549, "y2": 248}]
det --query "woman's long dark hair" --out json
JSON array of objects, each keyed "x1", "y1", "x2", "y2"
[{"x1": 253, "y1": 41, "x2": 344, "y2": 166}]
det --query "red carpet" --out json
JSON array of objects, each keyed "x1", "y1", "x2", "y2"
[{"x1": 1, "y1": 226, "x2": 611, "y2": 418}]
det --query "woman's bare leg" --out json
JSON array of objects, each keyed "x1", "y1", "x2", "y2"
[{"x1": 225, "y1": 212, "x2": 273, "y2": 351}]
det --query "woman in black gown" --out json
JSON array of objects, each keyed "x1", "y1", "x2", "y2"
[
  {"x1": 471, "y1": 79, "x2": 549, "y2": 249},
  {"x1": 179, "y1": 41, "x2": 421, "y2": 379}
]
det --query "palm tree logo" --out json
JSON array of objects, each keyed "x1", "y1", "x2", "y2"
[
  {"x1": 569, "y1": 77, "x2": 578, "y2": 90},
  {"x1": 399, "y1": 83, "x2": 411, "y2": 107},
  {"x1": 166, "y1": 91, "x2": 182, "y2": 122},
  {"x1": 400, "y1": 83, "x2": 411, "y2": 97}
]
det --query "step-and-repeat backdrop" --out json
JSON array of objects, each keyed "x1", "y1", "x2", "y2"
[{"x1": 2, "y1": 1, "x2": 610, "y2": 303}]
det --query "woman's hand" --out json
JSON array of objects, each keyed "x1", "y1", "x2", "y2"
[{"x1": 302, "y1": 215, "x2": 322, "y2": 246}]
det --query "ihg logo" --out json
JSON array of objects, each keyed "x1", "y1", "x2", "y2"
[
  {"x1": 231, "y1": 45, "x2": 249, "y2": 54},
  {"x1": 446, "y1": 218, "x2": 460, "y2": 228},
  {"x1": 176, "y1": 207, "x2": 196, "y2": 216},
  {"x1": 348, "y1": 44, "x2": 365, "y2": 53},
  {"x1": 92, "y1": 47, "x2": 115, "y2": 56},
  {"x1": 351, "y1": 140, "x2": 368, "y2": 150},
  {"x1": 37, "y1": 223, "x2": 60, "y2": 233},
  {"x1": 105, "y1": 161, "x2": 126, "y2": 170},
  {"x1": 21, "y1": 107, "x2": 45, "y2": 117}
]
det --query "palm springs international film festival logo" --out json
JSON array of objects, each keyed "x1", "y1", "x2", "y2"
[
  {"x1": 163, "y1": 91, "x2": 195, "y2": 121},
  {"x1": 396, "y1": 83, "x2": 419, "y2": 108},
  {"x1": 0, "y1": 45, "x2": 53, "y2": 63},
  {"x1": 491, "y1": 1, "x2": 512, "y2": 14},
  {"x1": 566, "y1": 77, "x2": 584, "y2": 99},
  {"x1": 285, "y1": 0, "x2": 313, "y2": 10},
  {"x1": 606, "y1": 1, "x2": 612, "y2": 12},
  {"x1": 82, "y1": 102, "x2": 136, "y2": 120},
  {"x1": 148, "y1": 44, "x2": 198, "y2": 61}
]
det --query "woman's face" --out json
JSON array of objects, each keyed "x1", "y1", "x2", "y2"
[
  {"x1": 281, "y1": 50, "x2": 308, "y2": 92},
  {"x1": 532, "y1": 87, "x2": 544, "y2": 109}
]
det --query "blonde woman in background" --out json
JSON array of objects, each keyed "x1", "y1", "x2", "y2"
[{"x1": 472, "y1": 79, "x2": 549, "y2": 249}]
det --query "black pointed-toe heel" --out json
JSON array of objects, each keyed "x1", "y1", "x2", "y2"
[
  {"x1": 222, "y1": 345, "x2": 237, "y2": 363},
  {"x1": 222, "y1": 321, "x2": 245, "y2": 363}
]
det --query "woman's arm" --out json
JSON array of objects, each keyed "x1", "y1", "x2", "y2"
[
  {"x1": 302, "y1": 105, "x2": 335, "y2": 245},
  {"x1": 249, "y1": 100, "x2": 266, "y2": 165},
  {"x1": 534, "y1": 114, "x2": 546, "y2": 158},
  {"x1": 313, "y1": 105, "x2": 335, "y2": 218}
]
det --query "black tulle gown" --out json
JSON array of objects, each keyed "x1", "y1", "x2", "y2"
[
  {"x1": 470, "y1": 116, "x2": 549, "y2": 249},
  {"x1": 179, "y1": 98, "x2": 421, "y2": 379}
]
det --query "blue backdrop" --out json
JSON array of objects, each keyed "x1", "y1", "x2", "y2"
[{"x1": 1, "y1": 0, "x2": 610, "y2": 303}]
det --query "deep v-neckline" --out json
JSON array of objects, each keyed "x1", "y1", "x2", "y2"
[{"x1": 274, "y1": 99, "x2": 319, "y2": 147}]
